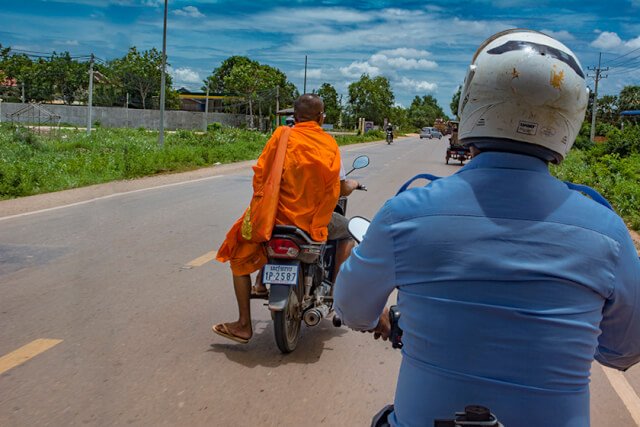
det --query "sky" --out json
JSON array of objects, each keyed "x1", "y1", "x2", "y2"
[{"x1": 1, "y1": 0, "x2": 640, "y2": 114}]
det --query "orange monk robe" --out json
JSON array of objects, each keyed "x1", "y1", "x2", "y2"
[{"x1": 216, "y1": 121, "x2": 342, "y2": 275}]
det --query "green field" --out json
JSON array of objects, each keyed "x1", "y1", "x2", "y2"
[{"x1": 0, "y1": 125, "x2": 385, "y2": 199}]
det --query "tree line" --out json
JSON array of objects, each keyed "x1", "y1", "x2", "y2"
[
  {"x1": 0, "y1": 44, "x2": 183, "y2": 109},
  {"x1": 206, "y1": 56, "x2": 450, "y2": 131},
  {"x1": 0, "y1": 43, "x2": 452, "y2": 130}
]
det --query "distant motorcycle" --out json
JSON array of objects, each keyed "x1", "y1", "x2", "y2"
[
  {"x1": 262, "y1": 155, "x2": 370, "y2": 353},
  {"x1": 386, "y1": 130, "x2": 394, "y2": 144}
]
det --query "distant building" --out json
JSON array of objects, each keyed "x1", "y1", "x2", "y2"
[
  {"x1": 620, "y1": 110, "x2": 640, "y2": 129},
  {"x1": 176, "y1": 88, "x2": 243, "y2": 112}
]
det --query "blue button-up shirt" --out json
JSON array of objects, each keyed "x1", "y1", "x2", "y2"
[{"x1": 335, "y1": 152, "x2": 640, "y2": 427}]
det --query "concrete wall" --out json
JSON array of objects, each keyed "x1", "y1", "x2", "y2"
[{"x1": 0, "y1": 102, "x2": 269, "y2": 131}]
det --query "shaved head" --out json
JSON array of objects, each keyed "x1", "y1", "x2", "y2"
[{"x1": 294, "y1": 94, "x2": 324, "y2": 123}]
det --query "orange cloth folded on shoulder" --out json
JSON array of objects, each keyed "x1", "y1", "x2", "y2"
[{"x1": 216, "y1": 122, "x2": 341, "y2": 276}]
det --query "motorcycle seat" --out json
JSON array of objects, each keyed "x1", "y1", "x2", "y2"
[{"x1": 271, "y1": 225, "x2": 326, "y2": 246}]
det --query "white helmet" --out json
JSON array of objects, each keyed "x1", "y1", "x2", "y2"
[{"x1": 458, "y1": 29, "x2": 588, "y2": 163}]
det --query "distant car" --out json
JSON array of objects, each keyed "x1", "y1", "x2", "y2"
[
  {"x1": 419, "y1": 127, "x2": 434, "y2": 139},
  {"x1": 429, "y1": 129, "x2": 443, "y2": 139},
  {"x1": 419, "y1": 127, "x2": 442, "y2": 139}
]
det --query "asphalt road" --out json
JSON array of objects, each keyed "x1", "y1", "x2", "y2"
[{"x1": 1, "y1": 135, "x2": 639, "y2": 426}]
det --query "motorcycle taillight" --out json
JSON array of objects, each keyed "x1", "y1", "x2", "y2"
[{"x1": 267, "y1": 238, "x2": 300, "y2": 259}]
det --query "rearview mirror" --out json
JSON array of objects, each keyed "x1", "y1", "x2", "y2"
[
  {"x1": 348, "y1": 216, "x2": 371, "y2": 243},
  {"x1": 352, "y1": 155, "x2": 369, "y2": 170}
]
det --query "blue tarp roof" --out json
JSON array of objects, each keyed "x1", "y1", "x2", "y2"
[{"x1": 620, "y1": 110, "x2": 640, "y2": 116}]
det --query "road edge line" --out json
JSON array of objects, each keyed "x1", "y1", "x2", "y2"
[
  {"x1": 0, "y1": 175, "x2": 222, "y2": 222},
  {"x1": 602, "y1": 365, "x2": 640, "y2": 425}
]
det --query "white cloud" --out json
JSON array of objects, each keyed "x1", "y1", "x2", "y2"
[
  {"x1": 540, "y1": 29, "x2": 575, "y2": 41},
  {"x1": 591, "y1": 31, "x2": 623, "y2": 49},
  {"x1": 55, "y1": 39, "x2": 79, "y2": 46},
  {"x1": 339, "y1": 48, "x2": 437, "y2": 80},
  {"x1": 292, "y1": 68, "x2": 323, "y2": 79},
  {"x1": 626, "y1": 35, "x2": 640, "y2": 49},
  {"x1": 340, "y1": 61, "x2": 381, "y2": 78},
  {"x1": 171, "y1": 67, "x2": 201, "y2": 84},
  {"x1": 591, "y1": 31, "x2": 640, "y2": 50},
  {"x1": 378, "y1": 48, "x2": 432, "y2": 59},
  {"x1": 397, "y1": 77, "x2": 437, "y2": 92},
  {"x1": 142, "y1": 0, "x2": 164, "y2": 6},
  {"x1": 173, "y1": 6, "x2": 205, "y2": 18},
  {"x1": 370, "y1": 53, "x2": 437, "y2": 71}
]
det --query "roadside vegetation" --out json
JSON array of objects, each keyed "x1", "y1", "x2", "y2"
[
  {"x1": 0, "y1": 124, "x2": 387, "y2": 199},
  {"x1": 552, "y1": 123, "x2": 640, "y2": 230}
]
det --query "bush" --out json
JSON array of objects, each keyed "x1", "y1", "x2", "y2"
[
  {"x1": 207, "y1": 122, "x2": 222, "y2": 132},
  {"x1": 553, "y1": 124, "x2": 640, "y2": 230}
]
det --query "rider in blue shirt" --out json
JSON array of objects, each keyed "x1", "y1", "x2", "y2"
[{"x1": 335, "y1": 29, "x2": 640, "y2": 427}]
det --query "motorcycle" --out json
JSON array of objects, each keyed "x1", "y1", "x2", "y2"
[
  {"x1": 347, "y1": 217, "x2": 503, "y2": 427},
  {"x1": 386, "y1": 129, "x2": 394, "y2": 144},
  {"x1": 262, "y1": 155, "x2": 370, "y2": 353}
]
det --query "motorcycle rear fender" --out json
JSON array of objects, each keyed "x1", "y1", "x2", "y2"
[
  {"x1": 268, "y1": 285, "x2": 291, "y2": 312},
  {"x1": 265, "y1": 260, "x2": 301, "y2": 312}
]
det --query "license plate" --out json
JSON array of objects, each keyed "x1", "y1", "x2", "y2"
[{"x1": 263, "y1": 264, "x2": 298, "y2": 285}]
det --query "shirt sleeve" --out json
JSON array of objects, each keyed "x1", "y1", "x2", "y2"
[
  {"x1": 339, "y1": 158, "x2": 346, "y2": 181},
  {"x1": 334, "y1": 202, "x2": 397, "y2": 330},
  {"x1": 595, "y1": 230, "x2": 640, "y2": 371}
]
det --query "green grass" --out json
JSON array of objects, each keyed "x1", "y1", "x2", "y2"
[{"x1": 0, "y1": 124, "x2": 386, "y2": 199}]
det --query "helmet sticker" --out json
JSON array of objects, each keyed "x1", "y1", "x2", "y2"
[
  {"x1": 550, "y1": 68, "x2": 565, "y2": 89},
  {"x1": 487, "y1": 40, "x2": 585, "y2": 79},
  {"x1": 517, "y1": 121, "x2": 538, "y2": 135}
]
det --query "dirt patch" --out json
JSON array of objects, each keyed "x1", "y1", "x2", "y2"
[{"x1": 628, "y1": 228, "x2": 640, "y2": 254}]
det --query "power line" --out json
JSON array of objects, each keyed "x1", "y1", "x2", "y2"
[
  {"x1": 608, "y1": 53, "x2": 640, "y2": 69},
  {"x1": 607, "y1": 65, "x2": 640, "y2": 76},
  {"x1": 602, "y1": 46, "x2": 640, "y2": 66}
]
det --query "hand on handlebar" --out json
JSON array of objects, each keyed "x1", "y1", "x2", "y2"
[{"x1": 367, "y1": 307, "x2": 390, "y2": 341}]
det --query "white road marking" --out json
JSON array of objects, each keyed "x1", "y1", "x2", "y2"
[
  {"x1": 186, "y1": 250, "x2": 218, "y2": 267},
  {"x1": 0, "y1": 175, "x2": 223, "y2": 222},
  {"x1": 602, "y1": 366, "x2": 640, "y2": 425}
]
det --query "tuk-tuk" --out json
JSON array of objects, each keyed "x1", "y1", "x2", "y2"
[{"x1": 446, "y1": 121, "x2": 471, "y2": 165}]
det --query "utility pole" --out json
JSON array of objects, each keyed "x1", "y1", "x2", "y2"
[
  {"x1": 158, "y1": 0, "x2": 168, "y2": 147},
  {"x1": 587, "y1": 52, "x2": 608, "y2": 143},
  {"x1": 125, "y1": 93, "x2": 130, "y2": 127},
  {"x1": 275, "y1": 86, "x2": 279, "y2": 126},
  {"x1": 303, "y1": 55, "x2": 307, "y2": 94},
  {"x1": 87, "y1": 53, "x2": 94, "y2": 135},
  {"x1": 203, "y1": 85, "x2": 210, "y2": 132},
  {"x1": 21, "y1": 82, "x2": 25, "y2": 103},
  {"x1": 338, "y1": 94, "x2": 343, "y2": 128}
]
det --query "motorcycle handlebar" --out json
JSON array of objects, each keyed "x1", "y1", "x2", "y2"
[{"x1": 389, "y1": 305, "x2": 403, "y2": 349}]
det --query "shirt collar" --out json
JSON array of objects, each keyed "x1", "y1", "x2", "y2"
[{"x1": 459, "y1": 151, "x2": 550, "y2": 174}]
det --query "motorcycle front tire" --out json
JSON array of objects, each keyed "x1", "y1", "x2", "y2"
[{"x1": 273, "y1": 277, "x2": 304, "y2": 353}]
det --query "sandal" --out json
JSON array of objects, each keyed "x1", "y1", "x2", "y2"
[
  {"x1": 250, "y1": 286, "x2": 269, "y2": 300},
  {"x1": 212, "y1": 323, "x2": 249, "y2": 344}
]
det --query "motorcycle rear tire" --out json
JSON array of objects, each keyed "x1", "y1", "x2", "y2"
[{"x1": 273, "y1": 279, "x2": 304, "y2": 353}]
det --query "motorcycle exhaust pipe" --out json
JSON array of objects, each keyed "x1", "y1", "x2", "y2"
[{"x1": 303, "y1": 305, "x2": 329, "y2": 326}]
